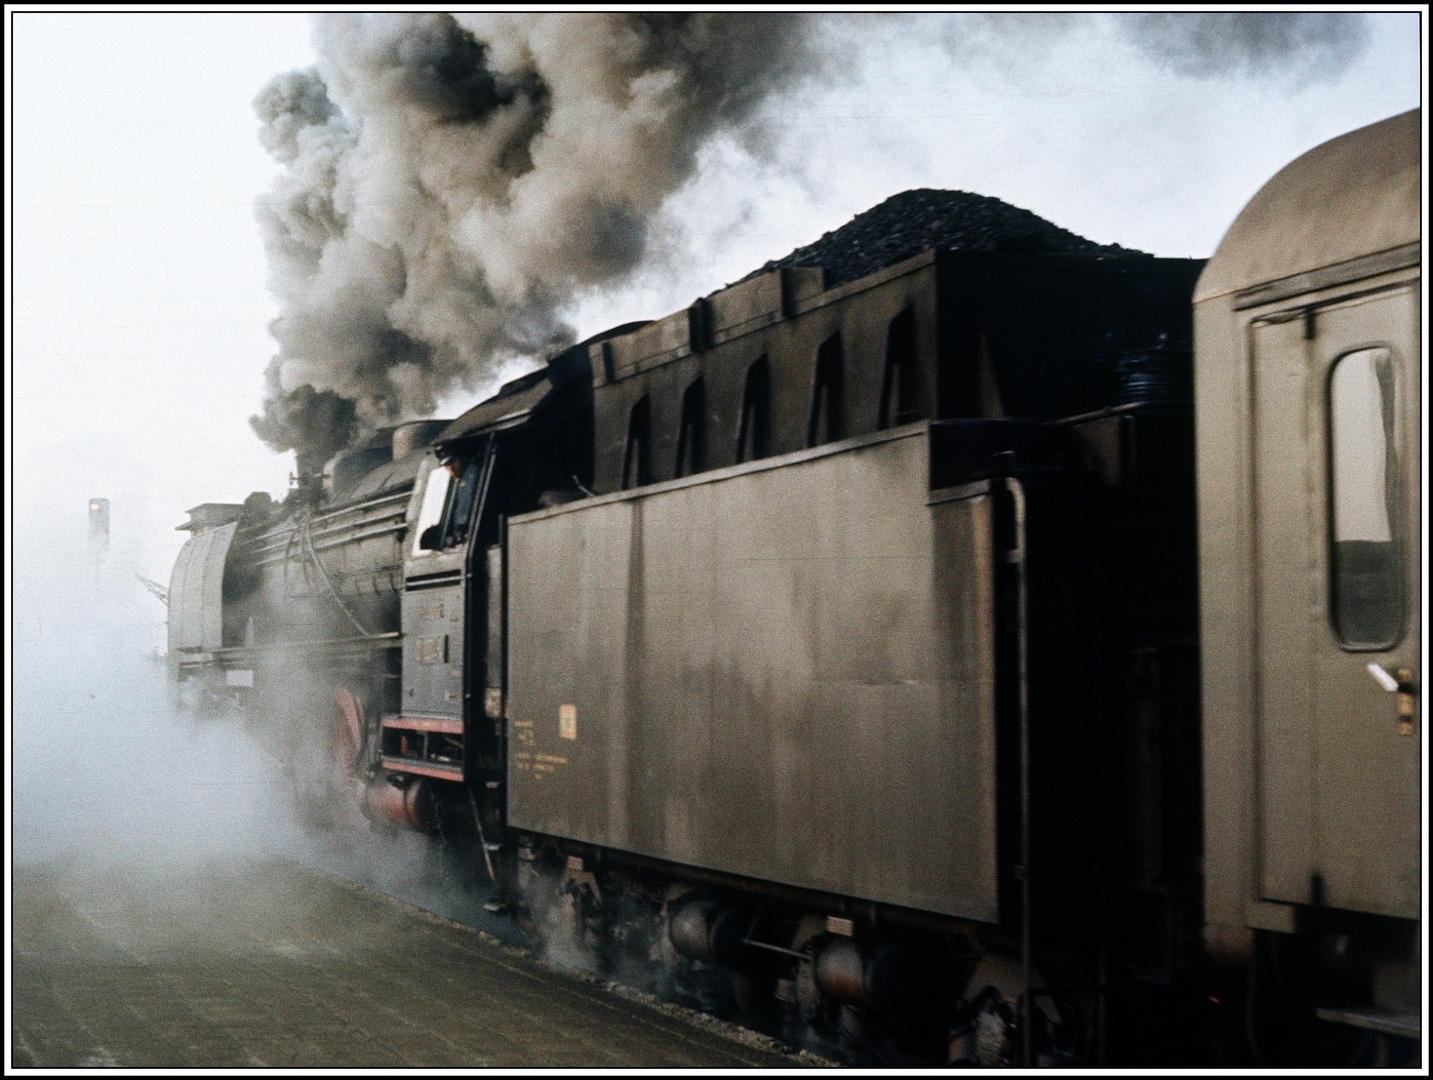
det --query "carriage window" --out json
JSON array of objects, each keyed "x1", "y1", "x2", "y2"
[
  {"x1": 411, "y1": 464, "x2": 452, "y2": 556},
  {"x1": 1329, "y1": 347, "x2": 1402, "y2": 648}
]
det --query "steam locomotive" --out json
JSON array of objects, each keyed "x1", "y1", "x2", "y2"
[{"x1": 168, "y1": 109, "x2": 1421, "y2": 1066}]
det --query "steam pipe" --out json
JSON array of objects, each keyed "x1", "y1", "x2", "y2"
[
  {"x1": 498, "y1": 511, "x2": 509, "y2": 798},
  {"x1": 212, "y1": 631, "x2": 400, "y2": 657},
  {"x1": 302, "y1": 513, "x2": 372, "y2": 638},
  {"x1": 1003, "y1": 474, "x2": 1031, "y2": 1067},
  {"x1": 242, "y1": 487, "x2": 411, "y2": 555}
]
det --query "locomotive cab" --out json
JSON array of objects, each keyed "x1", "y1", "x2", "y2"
[{"x1": 369, "y1": 324, "x2": 645, "y2": 834}]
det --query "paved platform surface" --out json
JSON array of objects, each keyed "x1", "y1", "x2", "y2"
[{"x1": 10, "y1": 859, "x2": 806, "y2": 1069}]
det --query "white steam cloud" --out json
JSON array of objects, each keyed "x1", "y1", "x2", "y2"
[
  {"x1": 11, "y1": 551, "x2": 306, "y2": 871},
  {"x1": 10, "y1": 527, "x2": 506, "y2": 932}
]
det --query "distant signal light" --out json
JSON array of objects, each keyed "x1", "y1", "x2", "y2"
[{"x1": 88, "y1": 497, "x2": 110, "y2": 556}]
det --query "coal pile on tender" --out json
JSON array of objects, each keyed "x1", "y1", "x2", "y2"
[{"x1": 743, "y1": 188, "x2": 1146, "y2": 289}]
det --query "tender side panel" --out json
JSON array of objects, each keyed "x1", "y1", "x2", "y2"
[{"x1": 507, "y1": 428, "x2": 998, "y2": 921}]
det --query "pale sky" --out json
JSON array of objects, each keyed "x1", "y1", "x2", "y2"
[{"x1": 7, "y1": 11, "x2": 1425, "y2": 650}]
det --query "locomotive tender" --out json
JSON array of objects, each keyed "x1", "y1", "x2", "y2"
[{"x1": 168, "y1": 109, "x2": 1421, "y2": 1065}]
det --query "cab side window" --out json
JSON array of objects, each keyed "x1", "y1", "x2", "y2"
[
  {"x1": 1328, "y1": 347, "x2": 1402, "y2": 648},
  {"x1": 412, "y1": 465, "x2": 452, "y2": 556}
]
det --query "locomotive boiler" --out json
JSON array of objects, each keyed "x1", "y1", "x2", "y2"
[{"x1": 167, "y1": 108, "x2": 1421, "y2": 1066}]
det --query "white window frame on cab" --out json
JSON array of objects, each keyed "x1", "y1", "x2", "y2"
[{"x1": 411, "y1": 460, "x2": 453, "y2": 557}]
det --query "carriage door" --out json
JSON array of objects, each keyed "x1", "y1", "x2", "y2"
[{"x1": 1252, "y1": 283, "x2": 1420, "y2": 919}]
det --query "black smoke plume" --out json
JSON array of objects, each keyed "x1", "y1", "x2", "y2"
[
  {"x1": 251, "y1": 13, "x2": 813, "y2": 471},
  {"x1": 1120, "y1": 12, "x2": 1369, "y2": 79},
  {"x1": 924, "y1": 11, "x2": 1368, "y2": 79}
]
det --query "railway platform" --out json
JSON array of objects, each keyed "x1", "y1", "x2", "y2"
[{"x1": 10, "y1": 858, "x2": 810, "y2": 1069}]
